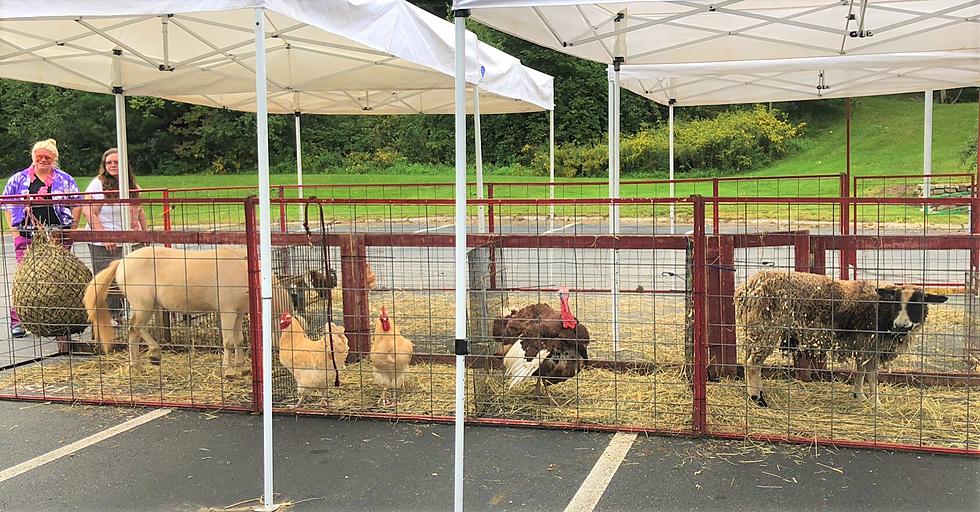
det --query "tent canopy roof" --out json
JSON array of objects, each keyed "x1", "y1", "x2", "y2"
[
  {"x1": 0, "y1": 0, "x2": 554, "y2": 114},
  {"x1": 454, "y1": 1, "x2": 979, "y2": 66},
  {"x1": 613, "y1": 49, "x2": 980, "y2": 105}
]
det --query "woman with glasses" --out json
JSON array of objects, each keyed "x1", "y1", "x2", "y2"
[
  {"x1": 2, "y1": 138, "x2": 82, "y2": 338},
  {"x1": 83, "y1": 148, "x2": 148, "y2": 328}
]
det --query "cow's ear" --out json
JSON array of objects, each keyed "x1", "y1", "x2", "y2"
[
  {"x1": 876, "y1": 287, "x2": 899, "y2": 301},
  {"x1": 925, "y1": 293, "x2": 948, "y2": 304}
]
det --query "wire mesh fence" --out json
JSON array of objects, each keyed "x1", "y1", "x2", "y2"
[{"x1": 0, "y1": 193, "x2": 976, "y2": 454}]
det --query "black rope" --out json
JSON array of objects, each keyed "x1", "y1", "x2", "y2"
[{"x1": 303, "y1": 198, "x2": 340, "y2": 387}]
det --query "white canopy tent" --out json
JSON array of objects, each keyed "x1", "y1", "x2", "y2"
[
  {"x1": 612, "y1": 47, "x2": 980, "y2": 212},
  {"x1": 614, "y1": 49, "x2": 980, "y2": 106},
  {"x1": 456, "y1": 1, "x2": 980, "y2": 63},
  {"x1": 1, "y1": 1, "x2": 555, "y2": 510},
  {"x1": 458, "y1": 0, "x2": 980, "y2": 199},
  {"x1": 454, "y1": 0, "x2": 980, "y2": 354},
  {"x1": 0, "y1": 0, "x2": 555, "y2": 224}
]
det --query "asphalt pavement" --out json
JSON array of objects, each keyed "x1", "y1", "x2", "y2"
[{"x1": 0, "y1": 401, "x2": 976, "y2": 511}]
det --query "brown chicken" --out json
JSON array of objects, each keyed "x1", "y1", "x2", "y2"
[
  {"x1": 370, "y1": 305, "x2": 414, "y2": 406},
  {"x1": 498, "y1": 288, "x2": 590, "y2": 405},
  {"x1": 278, "y1": 311, "x2": 349, "y2": 404}
]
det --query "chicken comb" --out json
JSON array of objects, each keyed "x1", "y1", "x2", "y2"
[{"x1": 379, "y1": 305, "x2": 391, "y2": 332}]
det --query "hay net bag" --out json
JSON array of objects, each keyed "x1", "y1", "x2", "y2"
[{"x1": 12, "y1": 229, "x2": 93, "y2": 337}]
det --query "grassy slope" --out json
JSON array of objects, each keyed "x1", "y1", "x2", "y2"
[{"x1": 760, "y1": 95, "x2": 976, "y2": 178}]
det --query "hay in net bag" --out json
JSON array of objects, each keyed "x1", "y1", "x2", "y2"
[{"x1": 12, "y1": 229, "x2": 93, "y2": 337}]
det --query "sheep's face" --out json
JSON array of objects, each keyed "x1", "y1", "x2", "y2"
[{"x1": 876, "y1": 286, "x2": 948, "y2": 333}]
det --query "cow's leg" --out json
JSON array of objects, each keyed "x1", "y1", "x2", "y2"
[
  {"x1": 866, "y1": 358, "x2": 881, "y2": 406},
  {"x1": 220, "y1": 311, "x2": 243, "y2": 378},
  {"x1": 745, "y1": 347, "x2": 770, "y2": 407},
  {"x1": 852, "y1": 357, "x2": 869, "y2": 401}
]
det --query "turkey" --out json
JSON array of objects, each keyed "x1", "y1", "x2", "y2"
[{"x1": 496, "y1": 288, "x2": 590, "y2": 405}]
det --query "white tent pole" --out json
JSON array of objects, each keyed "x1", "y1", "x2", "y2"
[
  {"x1": 452, "y1": 11, "x2": 468, "y2": 512},
  {"x1": 923, "y1": 90, "x2": 933, "y2": 203},
  {"x1": 254, "y1": 8, "x2": 278, "y2": 512},
  {"x1": 607, "y1": 72, "x2": 615, "y2": 227},
  {"x1": 111, "y1": 49, "x2": 131, "y2": 250},
  {"x1": 295, "y1": 109, "x2": 304, "y2": 225},
  {"x1": 611, "y1": 60, "x2": 622, "y2": 354},
  {"x1": 669, "y1": 102, "x2": 675, "y2": 234},
  {"x1": 474, "y1": 87, "x2": 485, "y2": 232},
  {"x1": 549, "y1": 109, "x2": 555, "y2": 230}
]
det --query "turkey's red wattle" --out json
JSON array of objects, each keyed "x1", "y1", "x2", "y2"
[{"x1": 559, "y1": 294, "x2": 577, "y2": 329}]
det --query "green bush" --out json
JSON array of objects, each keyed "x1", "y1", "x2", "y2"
[{"x1": 538, "y1": 106, "x2": 804, "y2": 177}]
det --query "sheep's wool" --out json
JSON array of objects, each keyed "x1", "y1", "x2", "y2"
[{"x1": 736, "y1": 271, "x2": 914, "y2": 365}]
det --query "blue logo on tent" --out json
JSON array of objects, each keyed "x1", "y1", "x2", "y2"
[{"x1": 480, "y1": 65, "x2": 486, "y2": 78}]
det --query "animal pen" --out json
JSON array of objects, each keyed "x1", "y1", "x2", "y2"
[{"x1": 0, "y1": 186, "x2": 977, "y2": 456}]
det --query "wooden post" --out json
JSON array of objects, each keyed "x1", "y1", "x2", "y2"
[
  {"x1": 467, "y1": 245, "x2": 507, "y2": 349},
  {"x1": 691, "y1": 197, "x2": 708, "y2": 435},
  {"x1": 244, "y1": 198, "x2": 263, "y2": 413},
  {"x1": 840, "y1": 174, "x2": 852, "y2": 281},
  {"x1": 810, "y1": 238, "x2": 827, "y2": 276},
  {"x1": 793, "y1": 232, "x2": 811, "y2": 273},
  {"x1": 718, "y1": 235, "x2": 736, "y2": 378},
  {"x1": 712, "y1": 178, "x2": 720, "y2": 234},
  {"x1": 795, "y1": 230, "x2": 824, "y2": 381},
  {"x1": 706, "y1": 238, "x2": 722, "y2": 380},
  {"x1": 162, "y1": 189, "x2": 172, "y2": 248},
  {"x1": 340, "y1": 234, "x2": 371, "y2": 362},
  {"x1": 277, "y1": 185, "x2": 287, "y2": 233}
]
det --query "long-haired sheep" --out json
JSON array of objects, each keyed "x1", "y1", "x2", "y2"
[{"x1": 736, "y1": 271, "x2": 947, "y2": 407}]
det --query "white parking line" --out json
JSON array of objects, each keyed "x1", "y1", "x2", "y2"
[
  {"x1": 413, "y1": 222, "x2": 455, "y2": 233},
  {"x1": 543, "y1": 222, "x2": 579, "y2": 235},
  {"x1": 0, "y1": 408, "x2": 172, "y2": 483},
  {"x1": 563, "y1": 432, "x2": 637, "y2": 512}
]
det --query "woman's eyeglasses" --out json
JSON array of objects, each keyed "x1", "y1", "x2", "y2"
[
  {"x1": 34, "y1": 154, "x2": 55, "y2": 162},
  {"x1": 105, "y1": 160, "x2": 120, "y2": 167}
]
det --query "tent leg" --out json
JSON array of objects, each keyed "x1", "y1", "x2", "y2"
[
  {"x1": 549, "y1": 109, "x2": 555, "y2": 230},
  {"x1": 254, "y1": 8, "x2": 279, "y2": 512},
  {"x1": 474, "y1": 88, "x2": 485, "y2": 233},
  {"x1": 923, "y1": 90, "x2": 933, "y2": 209},
  {"x1": 452, "y1": 11, "x2": 469, "y2": 512},
  {"x1": 295, "y1": 111, "x2": 304, "y2": 224},
  {"x1": 611, "y1": 63, "x2": 621, "y2": 353},
  {"x1": 112, "y1": 50, "x2": 131, "y2": 252}
]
